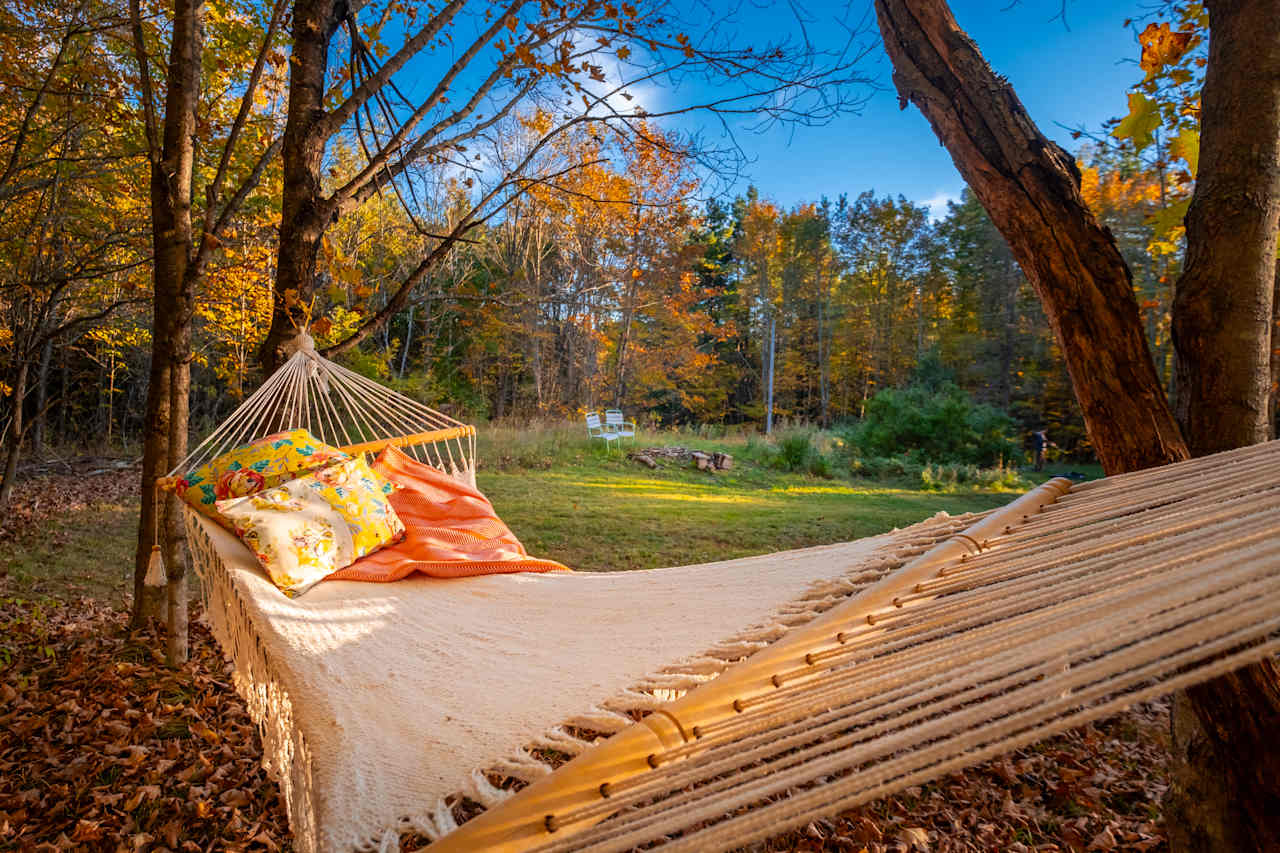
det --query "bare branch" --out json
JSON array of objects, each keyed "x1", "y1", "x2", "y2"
[
  {"x1": 128, "y1": 0, "x2": 161, "y2": 164},
  {"x1": 318, "y1": 0, "x2": 475, "y2": 140}
]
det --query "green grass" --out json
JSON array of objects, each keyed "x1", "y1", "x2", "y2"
[
  {"x1": 479, "y1": 463, "x2": 1012, "y2": 571},
  {"x1": 1, "y1": 423, "x2": 1039, "y2": 602},
  {"x1": 1023, "y1": 461, "x2": 1107, "y2": 485},
  {"x1": 1, "y1": 500, "x2": 135, "y2": 604}
]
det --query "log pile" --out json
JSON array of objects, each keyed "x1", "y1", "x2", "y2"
[{"x1": 628, "y1": 447, "x2": 733, "y2": 472}]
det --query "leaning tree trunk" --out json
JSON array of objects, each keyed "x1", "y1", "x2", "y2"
[
  {"x1": 874, "y1": 0, "x2": 1188, "y2": 473},
  {"x1": 1164, "y1": 2, "x2": 1280, "y2": 850}
]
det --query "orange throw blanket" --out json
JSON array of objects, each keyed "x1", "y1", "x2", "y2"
[{"x1": 326, "y1": 445, "x2": 568, "y2": 582}]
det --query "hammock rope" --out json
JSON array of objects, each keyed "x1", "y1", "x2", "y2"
[
  {"x1": 428, "y1": 440, "x2": 1280, "y2": 852},
  {"x1": 163, "y1": 337, "x2": 476, "y2": 486}
]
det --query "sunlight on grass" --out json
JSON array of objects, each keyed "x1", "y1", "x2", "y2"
[
  {"x1": 480, "y1": 463, "x2": 1013, "y2": 572},
  {"x1": 1, "y1": 431, "x2": 1023, "y2": 600}
]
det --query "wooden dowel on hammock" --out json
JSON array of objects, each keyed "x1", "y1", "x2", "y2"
[{"x1": 152, "y1": 424, "x2": 478, "y2": 493}]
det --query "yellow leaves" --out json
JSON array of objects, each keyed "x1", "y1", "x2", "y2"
[
  {"x1": 1112, "y1": 93, "x2": 1160, "y2": 151},
  {"x1": 1169, "y1": 127, "x2": 1200, "y2": 175},
  {"x1": 1146, "y1": 199, "x2": 1190, "y2": 257},
  {"x1": 1138, "y1": 22, "x2": 1196, "y2": 77}
]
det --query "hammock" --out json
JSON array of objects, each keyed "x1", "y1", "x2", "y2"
[
  {"x1": 179, "y1": 351, "x2": 1280, "y2": 853},
  {"x1": 168, "y1": 336, "x2": 476, "y2": 485}
]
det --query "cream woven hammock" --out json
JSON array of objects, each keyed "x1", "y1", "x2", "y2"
[{"x1": 180, "y1": 346, "x2": 1280, "y2": 853}]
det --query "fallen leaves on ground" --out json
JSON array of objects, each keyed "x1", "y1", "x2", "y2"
[
  {"x1": 0, "y1": 595, "x2": 290, "y2": 851},
  {"x1": 0, "y1": 460, "x2": 138, "y2": 544},
  {"x1": 1, "y1": 593, "x2": 1171, "y2": 852}
]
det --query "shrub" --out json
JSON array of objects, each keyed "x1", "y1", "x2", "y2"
[
  {"x1": 844, "y1": 383, "x2": 1020, "y2": 468},
  {"x1": 848, "y1": 455, "x2": 1029, "y2": 492}
]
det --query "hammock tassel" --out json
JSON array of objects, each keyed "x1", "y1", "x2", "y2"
[
  {"x1": 144, "y1": 544, "x2": 167, "y2": 587},
  {"x1": 145, "y1": 484, "x2": 167, "y2": 587}
]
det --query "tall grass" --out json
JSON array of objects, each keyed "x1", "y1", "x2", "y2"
[{"x1": 475, "y1": 419, "x2": 1031, "y2": 492}]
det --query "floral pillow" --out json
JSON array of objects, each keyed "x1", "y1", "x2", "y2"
[
  {"x1": 176, "y1": 429, "x2": 351, "y2": 528},
  {"x1": 217, "y1": 455, "x2": 406, "y2": 597}
]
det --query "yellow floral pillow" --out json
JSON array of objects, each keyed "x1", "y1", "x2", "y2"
[
  {"x1": 216, "y1": 455, "x2": 406, "y2": 597},
  {"x1": 176, "y1": 429, "x2": 350, "y2": 528}
]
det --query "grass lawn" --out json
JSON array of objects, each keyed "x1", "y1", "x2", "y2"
[
  {"x1": 0, "y1": 427, "x2": 1032, "y2": 601},
  {"x1": 480, "y1": 462, "x2": 1012, "y2": 571},
  {"x1": 2, "y1": 499, "x2": 137, "y2": 602}
]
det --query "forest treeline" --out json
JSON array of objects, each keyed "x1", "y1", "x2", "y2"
[
  {"x1": 0, "y1": 0, "x2": 1196, "y2": 474},
  {"x1": 2, "y1": 140, "x2": 1176, "y2": 463}
]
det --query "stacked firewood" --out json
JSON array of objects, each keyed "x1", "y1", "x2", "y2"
[{"x1": 627, "y1": 446, "x2": 733, "y2": 472}]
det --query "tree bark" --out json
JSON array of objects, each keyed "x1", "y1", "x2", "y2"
[
  {"x1": 258, "y1": 0, "x2": 347, "y2": 372},
  {"x1": 1163, "y1": 3, "x2": 1280, "y2": 850},
  {"x1": 129, "y1": 0, "x2": 203, "y2": 647},
  {"x1": 1271, "y1": 264, "x2": 1279, "y2": 439},
  {"x1": 874, "y1": 0, "x2": 1189, "y2": 473},
  {"x1": 132, "y1": 343, "x2": 170, "y2": 627},
  {"x1": 1171, "y1": 0, "x2": 1280, "y2": 455},
  {"x1": 0, "y1": 360, "x2": 29, "y2": 507},
  {"x1": 33, "y1": 336, "x2": 52, "y2": 451}
]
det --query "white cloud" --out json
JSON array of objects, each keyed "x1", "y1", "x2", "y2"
[{"x1": 919, "y1": 190, "x2": 961, "y2": 222}]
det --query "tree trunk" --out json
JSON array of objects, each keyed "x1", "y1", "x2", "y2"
[
  {"x1": 163, "y1": 347, "x2": 191, "y2": 665},
  {"x1": 1171, "y1": 0, "x2": 1280, "y2": 456},
  {"x1": 399, "y1": 305, "x2": 413, "y2": 379},
  {"x1": 765, "y1": 312, "x2": 776, "y2": 434},
  {"x1": 999, "y1": 260, "x2": 1015, "y2": 411},
  {"x1": 129, "y1": 0, "x2": 203, "y2": 647},
  {"x1": 615, "y1": 277, "x2": 638, "y2": 409},
  {"x1": 818, "y1": 275, "x2": 830, "y2": 427},
  {"x1": 258, "y1": 0, "x2": 346, "y2": 373},
  {"x1": 131, "y1": 345, "x2": 170, "y2": 627},
  {"x1": 1163, "y1": 2, "x2": 1280, "y2": 850},
  {"x1": 57, "y1": 355, "x2": 67, "y2": 442},
  {"x1": 874, "y1": 0, "x2": 1189, "y2": 473},
  {"x1": 0, "y1": 360, "x2": 29, "y2": 507},
  {"x1": 1271, "y1": 265, "x2": 1279, "y2": 438},
  {"x1": 33, "y1": 335, "x2": 52, "y2": 452}
]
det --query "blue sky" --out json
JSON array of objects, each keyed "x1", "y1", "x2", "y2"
[{"x1": 712, "y1": 0, "x2": 1144, "y2": 217}]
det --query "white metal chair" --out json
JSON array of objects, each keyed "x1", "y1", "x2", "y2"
[
  {"x1": 585, "y1": 411, "x2": 620, "y2": 451},
  {"x1": 604, "y1": 409, "x2": 636, "y2": 443}
]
